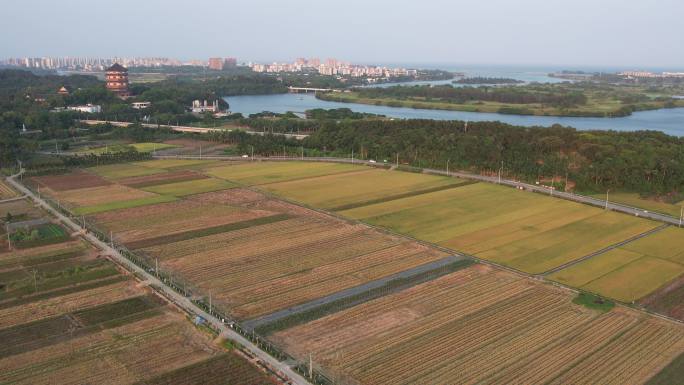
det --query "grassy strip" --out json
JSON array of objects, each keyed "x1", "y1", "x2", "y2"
[
  {"x1": 128, "y1": 214, "x2": 291, "y2": 250},
  {"x1": 330, "y1": 180, "x2": 477, "y2": 212},
  {"x1": 0, "y1": 275, "x2": 129, "y2": 310},
  {"x1": 0, "y1": 264, "x2": 121, "y2": 302},
  {"x1": 646, "y1": 352, "x2": 684, "y2": 385},
  {"x1": 254, "y1": 259, "x2": 474, "y2": 335},
  {"x1": 0, "y1": 247, "x2": 85, "y2": 269},
  {"x1": 73, "y1": 195, "x2": 178, "y2": 215},
  {"x1": 134, "y1": 353, "x2": 276, "y2": 385},
  {"x1": 572, "y1": 292, "x2": 615, "y2": 313}
]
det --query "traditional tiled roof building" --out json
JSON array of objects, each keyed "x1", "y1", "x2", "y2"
[{"x1": 105, "y1": 63, "x2": 129, "y2": 97}]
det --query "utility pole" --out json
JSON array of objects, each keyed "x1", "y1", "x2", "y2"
[
  {"x1": 446, "y1": 159, "x2": 450, "y2": 175},
  {"x1": 498, "y1": 160, "x2": 503, "y2": 184},
  {"x1": 680, "y1": 206, "x2": 683, "y2": 227},
  {"x1": 309, "y1": 353, "x2": 313, "y2": 379},
  {"x1": 32, "y1": 269, "x2": 38, "y2": 292},
  {"x1": 199, "y1": 145, "x2": 202, "y2": 159},
  {"x1": 605, "y1": 190, "x2": 609, "y2": 210},
  {"x1": 110, "y1": 231, "x2": 113, "y2": 249},
  {"x1": 155, "y1": 258, "x2": 159, "y2": 277},
  {"x1": 250, "y1": 145, "x2": 254, "y2": 160},
  {"x1": 396, "y1": 153, "x2": 399, "y2": 168},
  {"x1": 209, "y1": 291, "x2": 212, "y2": 314},
  {"x1": 351, "y1": 149, "x2": 354, "y2": 164},
  {"x1": 301, "y1": 146, "x2": 304, "y2": 160}
]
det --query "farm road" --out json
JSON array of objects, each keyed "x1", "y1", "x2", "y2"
[
  {"x1": 6, "y1": 170, "x2": 311, "y2": 385},
  {"x1": 242, "y1": 255, "x2": 464, "y2": 331},
  {"x1": 542, "y1": 223, "x2": 671, "y2": 275}
]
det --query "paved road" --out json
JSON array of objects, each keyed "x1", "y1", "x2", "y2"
[
  {"x1": 5, "y1": 171, "x2": 310, "y2": 385},
  {"x1": 78, "y1": 120, "x2": 309, "y2": 140},
  {"x1": 151, "y1": 154, "x2": 683, "y2": 227}
]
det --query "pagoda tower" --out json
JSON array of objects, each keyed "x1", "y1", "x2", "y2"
[{"x1": 105, "y1": 63, "x2": 130, "y2": 97}]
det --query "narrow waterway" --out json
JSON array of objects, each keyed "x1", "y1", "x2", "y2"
[{"x1": 224, "y1": 93, "x2": 684, "y2": 136}]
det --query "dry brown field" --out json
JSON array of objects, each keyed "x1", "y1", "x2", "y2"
[
  {"x1": 117, "y1": 169, "x2": 208, "y2": 188},
  {"x1": 30, "y1": 170, "x2": 111, "y2": 191},
  {"x1": 51, "y1": 184, "x2": 156, "y2": 207},
  {"x1": 98, "y1": 188, "x2": 449, "y2": 320},
  {"x1": 272, "y1": 264, "x2": 684, "y2": 385}
]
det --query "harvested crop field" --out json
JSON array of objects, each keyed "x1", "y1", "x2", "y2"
[
  {"x1": 90, "y1": 194, "x2": 274, "y2": 244},
  {"x1": 271, "y1": 264, "x2": 684, "y2": 385},
  {"x1": 140, "y1": 177, "x2": 235, "y2": 197},
  {"x1": 206, "y1": 161, "x2": 365, "y2": 186},
  {"x1": 118, "y1": 170, "x2": 208, "y2": 188},
  {"x1": 88, "y1": 163, "x2": 168, "y2": 180},
  {"x1": 135, "y1": 159, "x2": 221, "y2": 170},
  {"x1": 550, "y1": 227, "x2": 684, "y2": 302},
  {"x1": 0, "y1": 180, "x2": 18, "y2": 199},
  {"x1": 100, "y1": 187, "x2": 449, "y2": 320},
  {"x1": 0, "y1": 221, "x2": 266, "y2": 385},
  {"x1": 339, "y1": 182, "x2": 659, "y2": 274},
  {"x1": 52, "y1": 184, "x2": 157, "y2": 207},
  {"x1": 31, "y1": 170, "x2": 111, "y2": 191}
]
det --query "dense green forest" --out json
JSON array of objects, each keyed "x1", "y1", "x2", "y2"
[
  {"x1": 208, "y1": 118, "x2": 684, "y2": 197},
  {"x1": 352, "y1": 83, "x2": 588, "y2": 107}
]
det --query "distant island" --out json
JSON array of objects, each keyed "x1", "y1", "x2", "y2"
[{"x1": 453, "y1": 77, "x2": 524, "y2": 85}]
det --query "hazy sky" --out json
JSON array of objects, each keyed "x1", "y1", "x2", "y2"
[{"x1": 3, "y1": 0, "x2": 682, "y2": 68}]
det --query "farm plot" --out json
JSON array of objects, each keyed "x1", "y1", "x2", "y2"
[
  {"x1": 143, "y1": 215, "x2": 447, "y2": 320},
  {"x1": 90, "y1": 196, "x2": 272, "y2": 244},
  {"x1": 135, "y1": 159, "x2": 222, "y2": 170},
  {"x1": 206, "y1": 161, "x2": 365, "y2": 186},
  {"x1": 140, "y1": 178, "x2": 235, "y2": 197},
  {"x1": 0, "y1": 199, "x2": 42, "y2": 222},
  {"x1": 261, "y1": 167, "x2": 463, "y2": 209},
  {"x1": 118, "y1": 170, "x2": 208, "y2": 188},
  {"x1": 51, "y1": 184, "x2": 156, "y2": 208},
  {"x1": 551, "y1": 227, "x2": 684, "y2": 302},
  {"x1": 0, "y1": 180, "x2": 18, "y2": 199},
  {"x1": 339, "y1": 182, "x2": 659, "y2": 274},
  {"x1": 271, "y1": 264, "x2": 684, "y2": 385},
  {"x1": 155, "y1": 138, "x2": 233, "y2": 156},
  {"x1": 88, "y1": 163, "x2": 168, "y2": 180},
  {"x1": 30, "y1": 170, "x2": 111, "y2": 191}
]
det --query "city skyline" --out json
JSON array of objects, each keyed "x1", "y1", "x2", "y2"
[{"x1": 2, "y1": 0, "x2": 683, "y2": 68}]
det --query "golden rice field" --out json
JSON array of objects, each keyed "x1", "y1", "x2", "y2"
[
  {"x1": 205, "y1": 160, "x2": 365, "y2": 186},
  {"x1": 334, "y1": 182, "x2": 659, "y2": 274},
  {"x1": 550, "y1": 227, "x2": 684, "y2": 302},
  {"x1": 261, "y1": 167, "x2": 464, "y2": 209},
  {"x1": 271, "y1": 265, "x2": 684, "y2": 385}
]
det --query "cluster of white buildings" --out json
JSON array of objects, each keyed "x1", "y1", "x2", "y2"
[
  {"x1": 250, "y1": 57, "x2": 417, "y2": 79},
  {"x1": 619, "y1": 70, "x2": 684, "y2": 79},
  {"x1": 1, "y1": 57, "x2": 184, "y2": 71}
]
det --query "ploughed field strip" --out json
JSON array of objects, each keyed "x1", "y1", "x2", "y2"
[
  {"x1": 125, "y1": 189, "x2": 449, "y2": 320},
  {"x1": 0, "y1": 202, "x2": 274, "y2": 385},
  {"x1": 0, "y1": 180, "x2": 19, "y2": 199},
  {"x1": 271, "y1": 264, "x2": 684, "y2": 385}
]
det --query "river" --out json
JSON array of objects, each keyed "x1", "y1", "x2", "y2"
[{"x1": 224, "y1": 93, "x2": 684, "y2": 136}]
